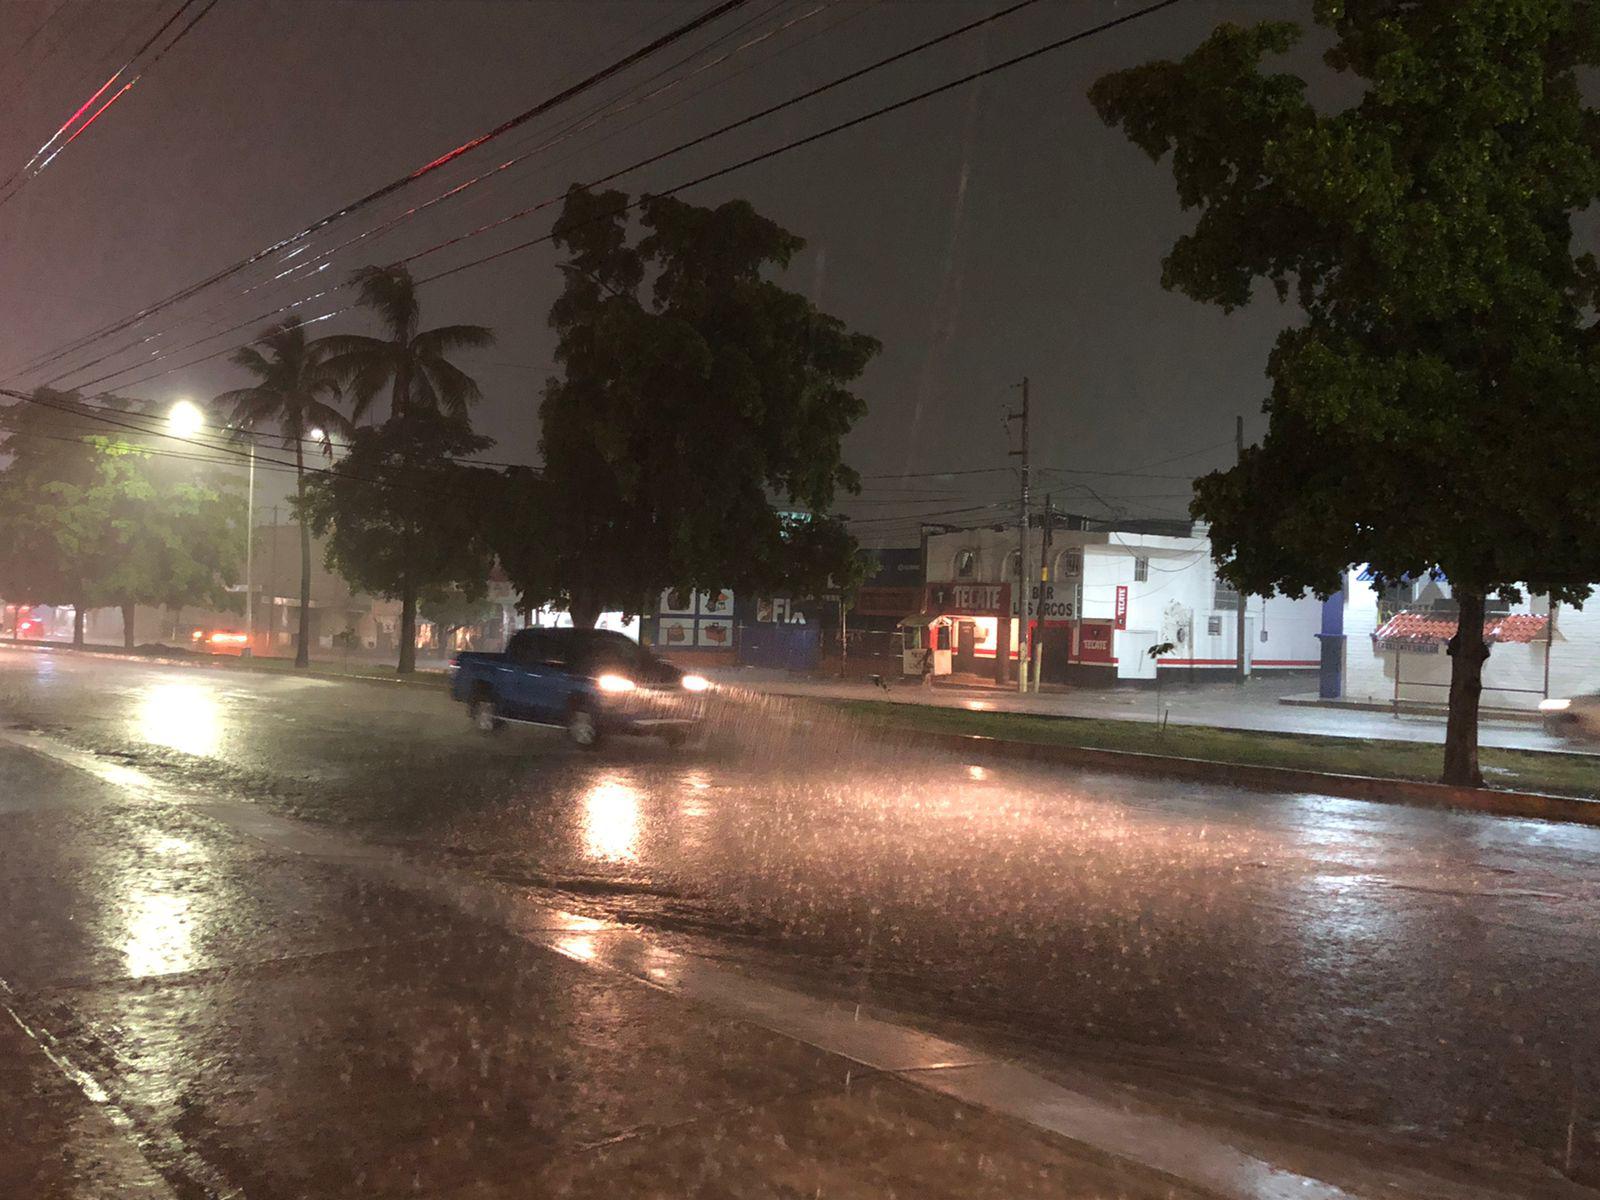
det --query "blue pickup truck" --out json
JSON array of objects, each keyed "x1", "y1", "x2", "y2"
[{"x1": 450, "y1": 627, "x2": 709, "y2": 748}]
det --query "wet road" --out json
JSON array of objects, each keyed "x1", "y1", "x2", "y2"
[{"x1": 3, "y1": 645, "x2": 1599, "y2": 1196}]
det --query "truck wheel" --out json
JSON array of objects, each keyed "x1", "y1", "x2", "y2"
[
  {"x1": 469, "y1": 694, "x2": 504, "y2": 735},
  {"x1": 566, "y1": 705, "x2": 602, "y2": 749}
]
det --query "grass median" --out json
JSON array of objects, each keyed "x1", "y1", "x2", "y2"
[{"x1": 824, "y1": 699, "x2": 1600, "y2": 799}]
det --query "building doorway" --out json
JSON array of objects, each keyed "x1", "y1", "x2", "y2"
[{"x1": 955, "y1": 619, "x2": 977, "y2": 673}]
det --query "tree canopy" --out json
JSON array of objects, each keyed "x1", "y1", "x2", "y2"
[
  {"x1": 0, "y1": 391, "x2": 243, "y2": 645},
  {"x1": 301, "y1": 409, "x2": 496, "y2": 671},
  {"x1": 1089, "y1": 0, "x2": 1600, "y2": 783},
  {"x1": 515, "y1": 185, "x2": 879, "y2": 625}
]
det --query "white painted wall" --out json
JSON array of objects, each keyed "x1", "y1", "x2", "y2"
[
  {"x1": 924, "y1": 526, "x2": 1322, "y2": 674},
  {"x1": 1339, "y1": 571, "x2": 1600, "y2": 709}
]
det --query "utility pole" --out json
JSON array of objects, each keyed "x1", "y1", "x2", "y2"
[
  {"x1": 1235, "y1": 415, "x2": 1247, "y2": 683},
  {"x1": 1007, "y1": 377, "x2": 1032, "y2": 693},
  {"x1": 243, "y1": 434, "x2": 256, "y2": 655},
  {"x1": 1035, "y1": 494, "x2": 1052, "y2": 692}
]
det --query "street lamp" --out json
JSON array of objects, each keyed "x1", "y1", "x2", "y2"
[
  {"x1": 170, "y1": 400, "x2": 256, "y2": 655},
  {"x1": 167, "y1": 399, "x2": 204, "y2": 439}
]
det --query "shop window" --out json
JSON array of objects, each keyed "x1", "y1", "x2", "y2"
[
  {"x1": 953, "y1": 548, "x2": 978, "y2": 579},
  {"x1": 1213, "y1": 577, "x2": 1239, "y2": 610},
  {"x1": 1207, "y1": 615, "x2": 1222, "y2": 637},
  {"x1": 1003, "y1": 550, "x2": 1021, "y2": 583},
  {"x1": 934, "y1": 623, "x2": 951, "y2": 651},
  {"x1": 1056, "y1": 548, "x2": 1083, "y2": 578},
  {"x1": 1133, "y1": 556, "x2": 1149, "y2": 582}
]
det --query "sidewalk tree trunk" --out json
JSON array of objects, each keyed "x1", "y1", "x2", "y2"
[
  {"x1": 121, "y1": 601, "x2": 136, "y2": 649},
  {"x1": 1443, "y1": 591, "x2": 1489, "y2": 788},
  {"x1": 72, "y1": 601, "x2": 84, "y2": 648},
  {"x1": 1091, "y1": 7, "x2": 1600, "y2": 785},
  {"x1": 398, "y1": 576, "x2": 418, "y2": 675}
]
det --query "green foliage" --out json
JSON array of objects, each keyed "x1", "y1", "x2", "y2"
[
  {"x1": 0, "y1": 391, "x2": 243, "y2": 621},
  {"x1": 215, "y1": 316, "x2": 352, "y2": 453},
  {"x1": 1089, "y1": 1, "x2": 1600, "y2": 604},
  {"x1": 317, "y1": 265, "x2": 495, "y2": 421},
  {"x1": 513, "y1": 185, "x2": 879, "y2": 622},
  {"x1": 302, "y1": 410, "x2": 496, "y2": 609},
  {"x1": 420, "y1": 584, "x2": 500, "y2": 639}
]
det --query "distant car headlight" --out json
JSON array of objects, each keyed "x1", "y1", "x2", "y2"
[
  {"x1": 681, "y1": 673, "x2": 710, "y2": 692},
  {"x1": 1540, "y1": 698, "x2": 1572, "y2": 712},
  {"x1": 596, "y1": 673, "x2": 636, "y2": 694}
]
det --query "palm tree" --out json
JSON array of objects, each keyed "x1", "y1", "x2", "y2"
[
  {"x1": 317, "y1": 264, "x2": 494, "y2": 673},
  {"x1": 317, "y1": 264, "x2": 495, "y2": 422},
  {"x1": 215, "y1": 316, "x2": 352, "y2": 669}
]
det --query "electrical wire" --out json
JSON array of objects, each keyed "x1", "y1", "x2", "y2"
[
  {"x1": 51, "y1": 0, "x2": 1045, "y2": 393},
  {"x1": 0, "y1": 0, "x2": 219, "y2": 206},
  {"x1": 69, "y1": 0, "x2": 1185, "y2": 397},
  {"x1": 43, "y1": 0, "x2": 832, "y2": 389},
  {"x1": 6, "y1": 0, "x2": 754, "y2": 382}
]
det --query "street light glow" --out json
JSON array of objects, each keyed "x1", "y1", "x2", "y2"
[{"x1": 167, "y1": 399, "x2": 204, "y2": 438}]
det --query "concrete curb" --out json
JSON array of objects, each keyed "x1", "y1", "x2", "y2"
[
  {"x1": 0, "y1": 640, "x2": 449, "y2": 690},
  {"x1": 1279, "y1": 693, "x2": 1545, "y2": 724},
  {"x1": 897, "y1": 727, "x2": 1600, "y2": 828}
]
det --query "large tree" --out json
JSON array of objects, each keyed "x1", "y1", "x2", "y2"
[
  {"x1": 314, "y1": 264, "x2": 495, "y2": 663},
  {"x1": 214, "y1": 316, "x2": 352, "y2": 668},
  {"x1": 516, "y1": 185, "x2": 877, "y2": 626},
  {"x1": 301, "y1": 409, "x2": 496, "y2": 673},
  {"x1": 0, "y1": 391, "x2": 243, "y2": 646},
  {"x1": 1089, "y1": 1, "x2": 1600, "y2": 785}
]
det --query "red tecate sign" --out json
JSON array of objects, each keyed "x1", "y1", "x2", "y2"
[
  {"x1": 1114, "y1": 585, "x2": 1128, "y2": 630},
  {"x1": 1077, "y1": 621, "x2": 1115, "y2": 663}
]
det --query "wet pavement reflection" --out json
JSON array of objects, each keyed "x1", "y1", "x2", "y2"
[{"x1": 1, "y1": 646, "x2": 1598, "y2": 1194}]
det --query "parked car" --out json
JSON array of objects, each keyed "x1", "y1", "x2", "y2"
[
  {"x1": 189, "y1": 628, "x2": 251, "y2": 655},
  {"x1": 1540, "y1": 694, "x2": 1600, "y2": 740},
  {"x1": 451, "y1": 628, "x2": 709, "y2": 748}
]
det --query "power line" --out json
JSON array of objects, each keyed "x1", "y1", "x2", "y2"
[
  {"x1": 51, "y1": 0, "x2": 1044, "y2": 393},
  {"x1": 6, "y1": 0, "x2": 753, "y2": 383},
  {"x1": 0, "y1": 0, "x2": 218, "y2": 206},
  {"x1": 76, "y1": 0, "x2": 1184, "y2": 397},
  {"x1": 43, "y1": 0, "x2": 831, "y2": 390}
]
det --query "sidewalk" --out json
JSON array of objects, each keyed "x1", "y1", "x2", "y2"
[{"x1": 711, "y1": 668, "x2": 1585, "y2": 755}]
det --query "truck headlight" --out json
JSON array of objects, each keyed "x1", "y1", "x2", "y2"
[
  {"x1": 596, "y1": 673, "x2": 636, "y2": 694},
  {"x1": 681, "y1": 674, "x2": 710, "y2": 692}
]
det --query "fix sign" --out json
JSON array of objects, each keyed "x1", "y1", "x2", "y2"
[{"x1": 1114, "y1": 585, "x2": 1129, "y2": 630}]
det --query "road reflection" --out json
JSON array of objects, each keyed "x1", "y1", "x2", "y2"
[
  {"x1": 120, "y1": 832, "x2": 205, "y2": 978},
  {"x1": 135, "y1": 680, "x2": 223, "y2": 756},
  {"x1": 581, "y1": 775, "x2": 641, "y2": 863}
]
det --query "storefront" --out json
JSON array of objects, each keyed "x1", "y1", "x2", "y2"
[{"x1": 899, "y1": 582, "x2": 1013, "y2": 684}]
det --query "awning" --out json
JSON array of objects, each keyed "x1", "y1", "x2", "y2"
[
  {"x1": 1372, "y1": 610, "x2": 1550, "y2": 646},
  {"x1": 898, "y1": 611, "x2": 941, "y2": 627}
]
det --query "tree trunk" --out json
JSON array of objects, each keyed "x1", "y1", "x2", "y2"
[
  {"x1": 295, "y1": 448, "x2": 312, "y2": 669},
  {"x1": 1443, "y1": 588, "x2": 1489, "y2": 788},
  {"x1": 570, "y1": 587, "x2": 601, "y2": 629},
  {"x1": 121, "y1": 602, "x2": 136, "y2": 649},
  {"x1": 398, "y1": 577, "x2": 418, "y2": 674},
  {"x1": 72, "y1": 601, "x2": 85, "y2": 648}
]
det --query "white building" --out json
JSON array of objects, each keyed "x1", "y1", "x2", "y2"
[
  {"x1": 910, "y1": 518, "x2": 1323, "y2": 684},
  {"x1": 1332, "y1": 569, "x2": 1600, "y2": 710}
]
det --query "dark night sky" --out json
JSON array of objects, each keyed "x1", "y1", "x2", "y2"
[{"x1": 0, "y1": 0, "x2": 1319, "y2": 545}]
